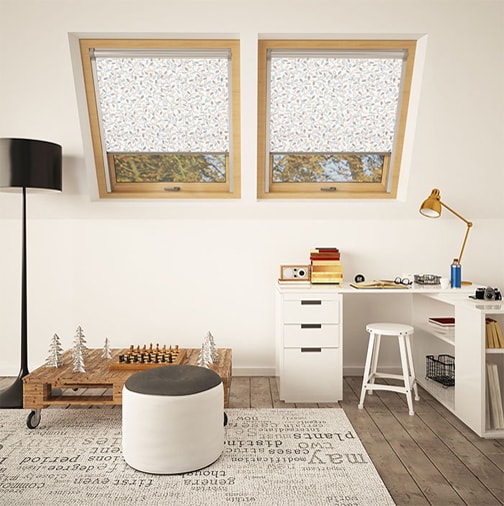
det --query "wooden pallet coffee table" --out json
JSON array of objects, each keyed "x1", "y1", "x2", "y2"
[{"x1": 23, "y1": 348, "x2": 232, "y2": 428}]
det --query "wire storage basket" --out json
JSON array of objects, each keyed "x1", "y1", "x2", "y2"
[{"x1": 426, "y1": 354, "x2": 455, "y2": 387}]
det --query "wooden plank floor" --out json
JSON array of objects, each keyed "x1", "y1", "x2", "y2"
[
  {"x1": 228, "y1": 376, "x2": 504, "y2": 506},
  {"x1": 2, "y1": 375, "x2": 503, "y2": 505}
]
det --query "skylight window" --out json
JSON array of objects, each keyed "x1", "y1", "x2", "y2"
[{"x1": 79, "y1": 40, "x2": 241, "y2": 198}]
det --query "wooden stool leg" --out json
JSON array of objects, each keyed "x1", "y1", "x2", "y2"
[
  {"x1": 406, "y1": 334, "x2": 420, "y2": 401},
  {"x1": 358, "y1": 332, "x2": 376, "y2": 409},
  {"x1": 398, "y1": 335, "x2": 415, "y2": 415}
]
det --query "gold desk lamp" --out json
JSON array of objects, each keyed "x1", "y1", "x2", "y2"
[{"x1": 419, "y1": 188, "x2": 473, "y2": 284}]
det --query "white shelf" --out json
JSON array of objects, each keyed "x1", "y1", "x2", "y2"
[
  {"x1": 431, "y1": 333, "x2": 455, "y2": 346},
  {"x1": 417, "y1": 323, "x2": 455, "y2": 345},
  {"x1": 484, "y1": 428, "x2": 504, "y2": 438},
  {"x1": 413, "y1": 293, "x2": 503, "y2": 438},
  {"x1": 418, "y1": 377, "x2": 455, "y2": 412},
  {"x1": 486, "y1": 348, "x2": 504, "y2": 355}
]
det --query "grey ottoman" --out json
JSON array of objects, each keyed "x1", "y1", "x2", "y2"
[{"x1": 122, "y1": 365, "x2": 224, "y2": 474}]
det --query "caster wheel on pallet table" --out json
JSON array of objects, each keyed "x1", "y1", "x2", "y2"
[{"x1": 26, "y1": 409, "x2": 41, "y2": 429}]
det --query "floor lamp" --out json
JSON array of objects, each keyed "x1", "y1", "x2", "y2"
[{"x1": 0, "y1": 138, "x2": 62, "y2": 408}]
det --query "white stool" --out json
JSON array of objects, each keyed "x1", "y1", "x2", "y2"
[
  {"x1": 358, "y1": 322, "x2": 419, "y2": 416},
  {"x1": 122, "y1": 365, "x2": 224, "y2": 474}
]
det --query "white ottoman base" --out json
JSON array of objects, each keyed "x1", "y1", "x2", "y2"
[{"x1": 122, "y1": 368, "x2": 224, "y2": 474}]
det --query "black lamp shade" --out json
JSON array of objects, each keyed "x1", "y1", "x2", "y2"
[{"x1": 0, "y1": 138, "x2": 62, "y2": 191}]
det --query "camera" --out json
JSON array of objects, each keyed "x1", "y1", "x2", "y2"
[{"x1": 475, "y1": 287, "x2": 502, "y2": 301}]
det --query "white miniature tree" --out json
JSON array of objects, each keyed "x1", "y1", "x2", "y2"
[
  {"x1": 206, "y1": 331, "x2": 219, "y2": 362},
  {"x1": 102, "y1": 337, "x2": 112, "y2": 359},
  {"x1": 72, "y1": 325, "x2": 88, "y2": 373},
  {"x1": 46, "y1": 333, "x2": 64, "y2": 367},
  {"x1": 197, "y1": 340, "x2": 213, "y2": 368}
]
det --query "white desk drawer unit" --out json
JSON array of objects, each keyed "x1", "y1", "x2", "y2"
[
  {"x1": 277, "y1": 290, "x2": 343, "y2": 402},
  {"x1": 283, "y1": 324, "x2": 339, "y2": 348},
  {"x1": 282, "y1": 348, "x2": 340, "y2": 402},
  {"x1": 283, "y1": 298, "x2": 340, "y2": 324}
]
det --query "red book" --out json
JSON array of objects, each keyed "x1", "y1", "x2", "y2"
[
  {"x1": 314, "y1": 247, "x2": 339, "y2": 252},
  {"x1": 428, "y1": 317, "x2": 455, "y2": 327}
]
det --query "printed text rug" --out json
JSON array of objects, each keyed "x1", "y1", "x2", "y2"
[{"x1": 0, "y1": 408, "x2": 394, "y2": 505}]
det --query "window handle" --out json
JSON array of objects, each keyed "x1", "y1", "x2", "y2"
[{"x1": 164, "y1": 186, "x2": 181, "y2": 192}]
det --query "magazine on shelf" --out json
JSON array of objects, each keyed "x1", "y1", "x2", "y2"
[
  {"x1": 428, "y1": 317, "x2": 455, "y2": 327},
  {"x1": 486, "y1": 363, "x2": 504, "y2": 430},
  {"x1": 428, "y1": 317, "x2": 455, "y2": 336}
]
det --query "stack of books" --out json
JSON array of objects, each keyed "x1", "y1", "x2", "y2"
[
  {"x1": 310, "y1": 247, "x2": 343, "y2": 284},
  {"x1": 428, "y1": 317, "x2": 455, "y2": 337},
  {"x1": 486, "y1": 318, "x2": 504, "y2": 348},
  {"x1": 483, "y1": 319, "x2": 503, "y2": 429},
  {"x1": 487, "y1": 362, "x2": 504, "y2": 429}
]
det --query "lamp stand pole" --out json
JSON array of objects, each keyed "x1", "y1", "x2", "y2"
[{"x1": 0, "y1": 187, "x2": 29, "y2": 408}]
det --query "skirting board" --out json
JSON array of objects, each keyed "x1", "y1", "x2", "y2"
[
  {"x1": 233, "y1": 367, "x2": 276, "y2": 376},
  {"x1": 0, "y1": 366, "x2": 404, "y2": 378},
  {"x1": 233, "y1": 366, "x2": 405, "y2": 376}
]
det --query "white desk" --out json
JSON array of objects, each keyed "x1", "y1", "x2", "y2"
[{"x1": 276, "y1": 283, "x2": 504, "y2": 438}]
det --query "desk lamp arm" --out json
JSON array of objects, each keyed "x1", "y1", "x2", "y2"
[{"x1": 440, "y1": 201, "x2": 473, "y2": 263}]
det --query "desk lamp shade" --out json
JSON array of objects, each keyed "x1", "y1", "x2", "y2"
[
  {"x1": 0, "y1": 138, "x2": 62, "y2": 409},
  {"x1": 0, "y1": 138, "x2": 62, "y2": 191},
  {"x1": 419, "y1": 188, "x2": 442, "y2": 218}
]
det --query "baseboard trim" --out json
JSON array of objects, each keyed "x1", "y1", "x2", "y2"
[
  {"x1": 232, "y1": 366, "x2": 404, "y2": 377},
  {"x1": 233, "y1": 367, "x2": 276, "y2": 377},
  {"x1": 1, "y1": 366, "x2": 405, "y2": 379}
]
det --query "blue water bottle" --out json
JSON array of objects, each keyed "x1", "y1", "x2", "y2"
[{"x1": 450, "y1": 258, "x2": 461, "y2": 288}]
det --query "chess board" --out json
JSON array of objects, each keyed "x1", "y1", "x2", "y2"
[{"x1": 109, "y1": 344, "x2": 187, "y2": 371}]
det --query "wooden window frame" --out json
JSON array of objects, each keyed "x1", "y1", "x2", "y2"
[
  {"x1": 80, "y1": 39, "x2": 241, "y2": 199},
  {"x1": 257, "y1": 39, "x2": 417, "y2": 199}
]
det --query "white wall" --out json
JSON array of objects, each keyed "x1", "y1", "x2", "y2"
[{"x1": 0, "y1": 0, "x2": 503, "y2": 376}]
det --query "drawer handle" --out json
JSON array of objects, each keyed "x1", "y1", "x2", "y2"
[
  {"x1": 301, "y1": 300, "x2": 322, "y2": 305},
  {"x1": 301, "y1": 347, "x2": 322, "y2": 353},
  {"x1": 301, "y1": 324, "x2": 322, "y2": 329}
]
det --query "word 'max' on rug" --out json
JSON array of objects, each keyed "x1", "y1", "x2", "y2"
[{"x1": 0, "y1": 408, "x2": 394, "y2": 505}]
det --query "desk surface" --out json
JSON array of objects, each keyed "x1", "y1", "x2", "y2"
[
  {"x1": 277, "y1": 282, "x2": 477, "y2": 295},
  {"x1": 277, "y1": 282, "x2": 503, "y2": 311}
]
